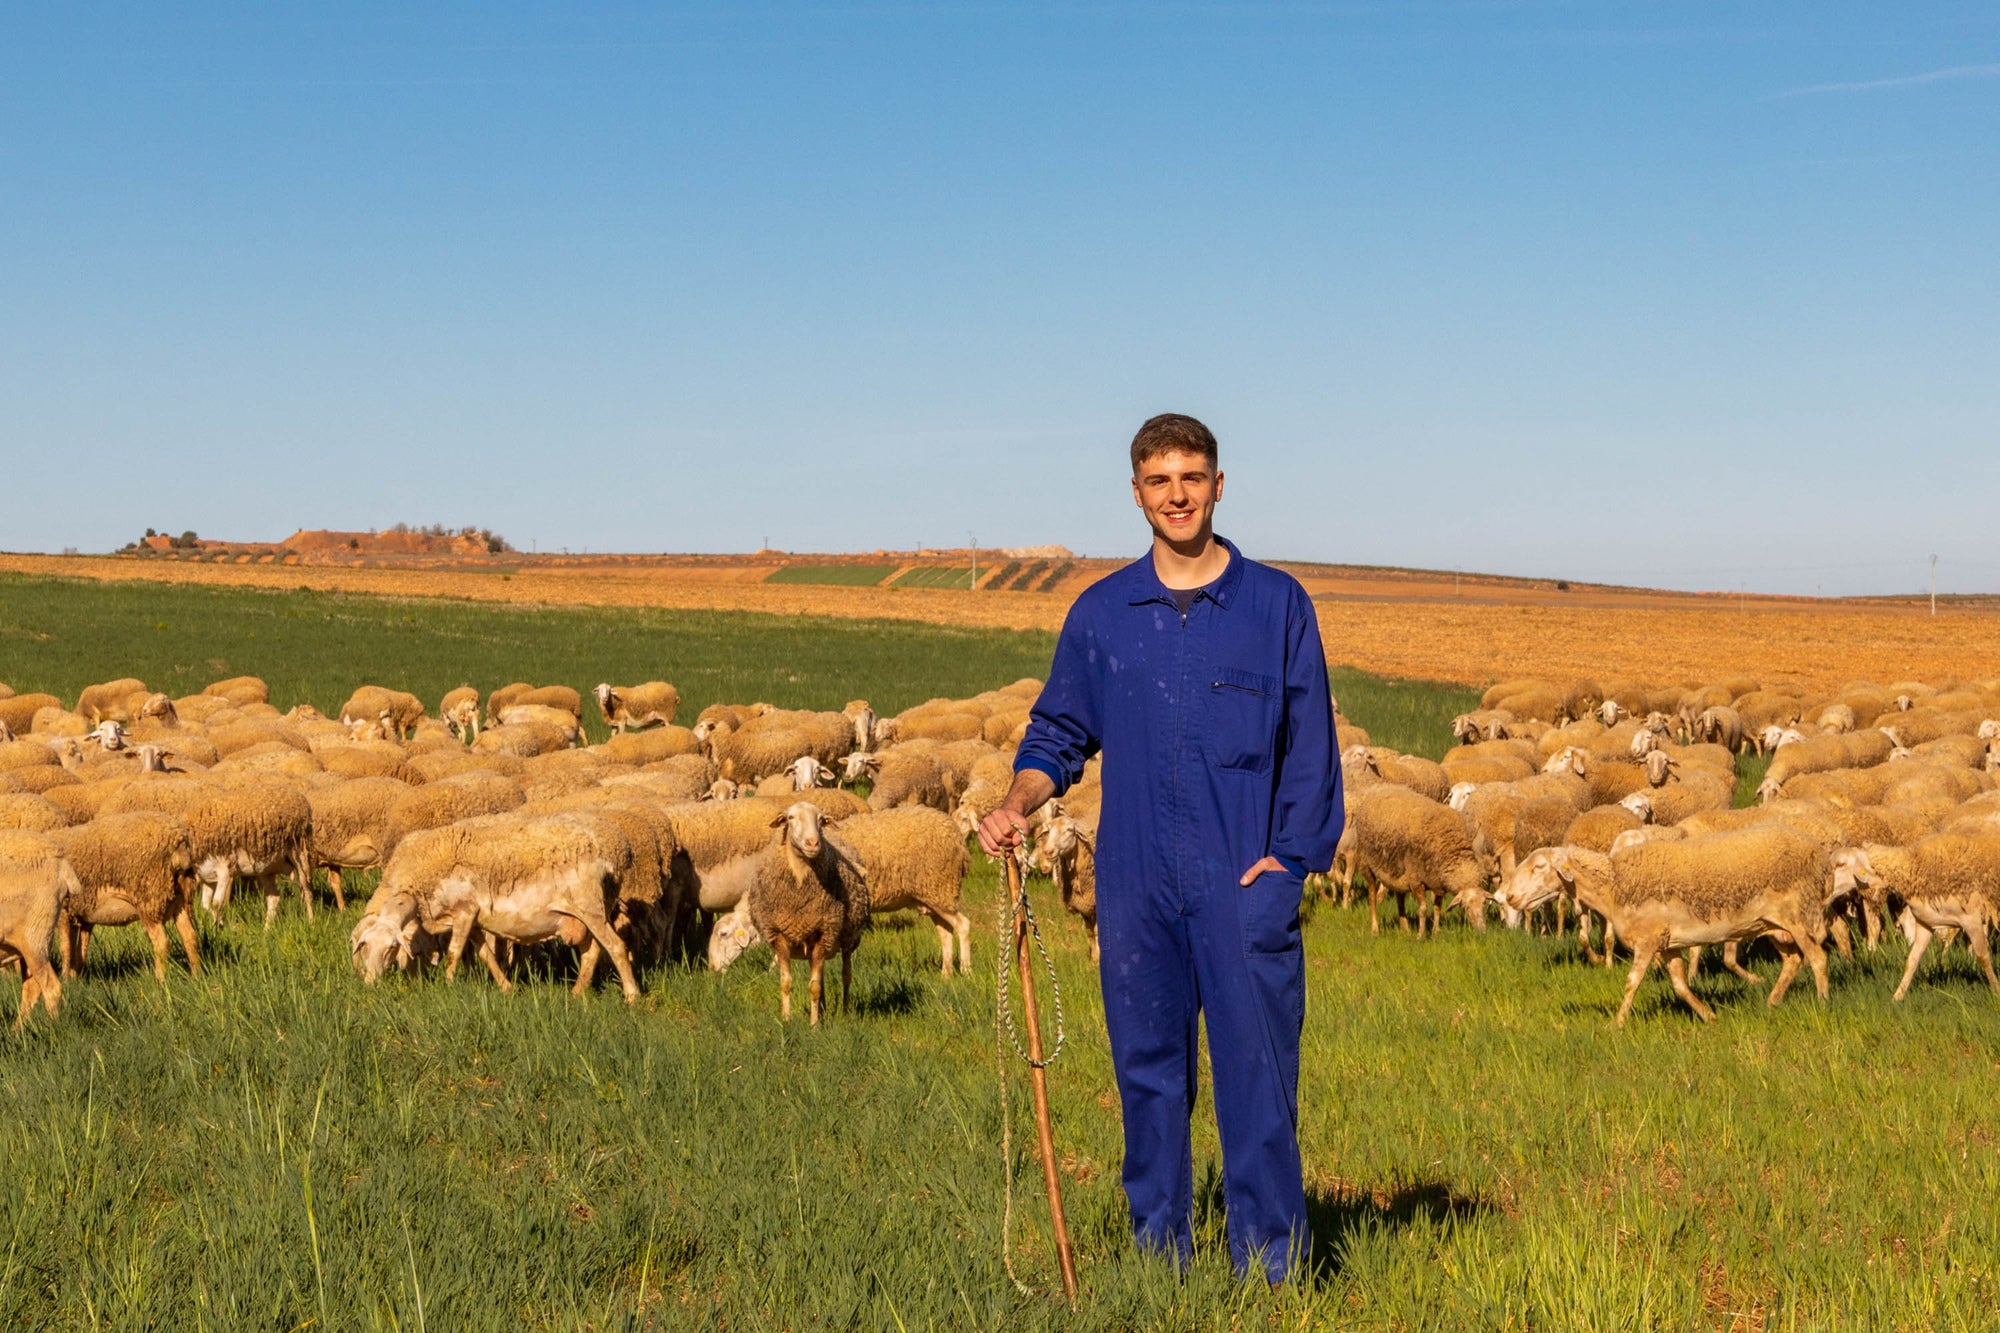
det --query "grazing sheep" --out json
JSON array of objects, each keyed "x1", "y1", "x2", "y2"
[
  {"x1": 203, "y1": 676, "x2": 270, "y2": 707},
  {"x1": 0, "y1": 695, "x2": 63, "y2": 736},
  {"x1": 836, "y1": 805, "x2": 974, "y2": 974},
  {"x1": 1833, "y1": 836, "x2": 2000, "y2": 1002},
  {"x1": 1350, "y1": 785, "x2": 1484, "y2": 937},
  {"x1": 306, "y1": 776, "x2": 410, "y2": 909},
  {"x1": 745, "y1": 802, "x2": 870, "y2": 1023},
  {"x1": 705, "y1": 897, "x2": 761, "y2": 971},
  {"x1": 843, "y1": 700, "x2": 878, "y2": 750},
  {"x1": 173, "y1": 779, "x2": 317, "y2": 924},
  {"x1": 75, "y1": 678, "x2": 149, "y2": 725},
  {"x1": 472, "y1": 720, "x2": 574, "y2": 758},
  {"x1": 594, "y1": 681, "x2": 682, "y2": 733},
  {"x1": 363, "y1": 814, "x2": 642, "y2": 1000},
  {"x1": 486, "y1": 683, "x2": 582, "y2": 725},
  {"x1": 599, "y1": 725, "x2": 700, "y2": 766},
  {"x1": 0, "y1": 794, "x2": 68, "y2": 833},
  {"x1": 337, "y1": 686, "x2": 425, "y2": 739},
  {"x1": 601, "y1": 754, "x2": 715, "y2": 803},
  {"x1": 0, "y1": 830, "x2": 78, "y2": 1025},
  {"x1": 52, "y1": 811, "x2": 201, "y2": 982},
  {"x1": 1036, "y1": 813, "x2": 1097, "y2": 961},
  {"x1": 845, "y1": 749, "x2": 952, "y2": 813},
  {"x1": 1759, "y1": 730, "x2": 1897, "y2": 801},
  {"x1": 439, "y1": 686, "x2": 481, "y2": 741},
  {"x1": 1357, "y1": 749, "x2": 1452, "y2": 803},
  {"x1": 1462, "y1": 790, "x2": 1574, "y2": 887},
  {"x1": 382, "y1": 771, "x2": 527, "y2": 853},
  {"x1": 496, "y1": 703, "x2": 585, "y2": 745}
]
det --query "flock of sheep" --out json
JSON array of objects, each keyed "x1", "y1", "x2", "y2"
[
  {"x1": 0, "y1": 674, "x2": 1097, "y2": 1026},
  {"x1": 1338, "y1": 675, "x2": 2000, "y2": 1023},
  {"x1": 7, "y1": 662, "x2": 1995, "y2": 1032}
]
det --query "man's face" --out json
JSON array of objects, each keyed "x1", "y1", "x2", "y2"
[{"x1": 1131, "y1": 449, "x2": 1223, "y2": 548}]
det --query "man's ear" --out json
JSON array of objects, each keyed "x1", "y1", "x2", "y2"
[{"x1": 1213, "y1": 469, "x2": 1224, "y2": 502}]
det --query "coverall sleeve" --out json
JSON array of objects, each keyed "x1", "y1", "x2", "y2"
[
  {"x1": 1269, "y1": 586, "x2": 1344, "y2": 874},
  {"x1": 1013, "y1": 602, "x2": 1101, "y2": 798}
]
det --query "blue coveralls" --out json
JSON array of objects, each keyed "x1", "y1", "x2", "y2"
[{"x1": 1014, "y1": 536, "x2": 1344, "y2": 1281}]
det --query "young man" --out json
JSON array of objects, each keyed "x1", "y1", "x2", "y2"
[{"x1": 978, "y1": 413, "x2": 1343, "y2": 1283}]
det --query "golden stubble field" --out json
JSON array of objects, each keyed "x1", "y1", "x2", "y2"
[{"x1": 5, "y1": 553, "x2": 1994, "y2": 692}]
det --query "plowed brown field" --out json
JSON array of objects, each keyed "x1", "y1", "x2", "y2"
[{"x1": 6, "y1": 553, "x2": 1994, "y2": 691}]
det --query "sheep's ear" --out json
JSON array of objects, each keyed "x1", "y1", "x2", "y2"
[{"x1": 768, "y1": 813, "x2": 788, "y2": 828}]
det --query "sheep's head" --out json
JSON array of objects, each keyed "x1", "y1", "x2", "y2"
[
  {"x1": 850, "y1": 707, "x2": 876, "y2": 748},
  {"x1": 1644, "y1": 750, "x2": 1677, "y2": 787},
  {"x1": 771, "y1": 801, "x2": 831, "y2": 860},
  {"x1": 871, "y1": 717, "x2": 898, "y2": 744},
  {"x1": 1480, "y1": 719, "x2": 1511, "y2": 741},
  {"x1": 1756, "y1": 774, "x2": 1782, "y2": 804},
  {"x1": 1894, "y1": 695, "x2": 1914, "y2": 712},
  {"x1": 137, "y1": 693, "x2": 176, "y2": 723},
  {"x1": 1545, "y1": 747, "x2": 1588, "y2": 777},
  {"x1": 842, "y1": 752, "x2": 879, "y2": 785},
  {"x1": 952, "y1": 802, "x2": 980, "y2": 838},
  {"x1": 1629, "y1": 729, "x2": 1660, "y2": 758},
  {"x1": 1451, "y1": 715, "x2": 1478, "y2": 743},
  {"x1": 1829, "y1": 846, "x2": 1887, "y2": 908},
  {"x1": 1888, "y1": 745, "x2": 1914, "y2": 762},
  {"x1": 351, "y1": 905, "x2": 425, "y2": 983},
  {"x1": 707, "y1": 905, "x2": 762, "y2": 972},
  {"x1": 1978, "y1": 719, "x2": 2000, "y2": 742},
  {"x1": 1447, "y1": 781, "x2": 1478, "y2": 811},
  {"x1": 137, "y1": 744, "x2": 167, "y2": 772},
  {"x1": 1598, "y1": 701, "x2": 1627, "y2": 726},
  {"x1": 786, "y1": 755, "x2": 834, "y2": 791},
  {"x1": 89, "y1": 720, "x2": 128, "y2": 751},
  {"x1": 1499, "y1": 848, "x2": 1572, "y2": 916},
  {"x1": 593, "y1": 682, "x2": 617, "y2": 714},
  {"x1": 702, "y1": 779, "x2": 739, "y2": 801},
  {"x1": 1878, "y1": 725, "x2": 1905, "y2": 749},
  {"x1": 1618, "y1": 791, "x2": 1655, "y2": 823}
]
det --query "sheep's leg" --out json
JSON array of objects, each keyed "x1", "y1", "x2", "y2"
[
  {"x1": 1827, "y1": 914, "x2": 1853, "y2": 961},
  {"x1": 1579, "y1": 911, "x2": 1605, "y2": 966},
  {"x1": 444, "y1": 918, "x2": 476, "y2": 983},
  {"x1": 57, "y1": 916, "x2": 79, "y2": 979},
  {"x1": 1368, "y1": 885, "x2": 1383, "y2": 936},
  {"x1": 808, "y1": 942, "x2": 828, "y2": 1025},
  {"x1": 1766, "y1": 941, "x2": 1804, "y2": 1006},
  {"x1": 25, "y1": 954, "x2": 59, "y2": 1022},
  {"x1": 1965, "y1": 921, "x2": 2000, "y2": 999},
  {"x1": 1685, "y1": 946, "x2": 1703, "y2": 981},
  {"x1": 1892, "y1": 923, "x2": 1935, "y2": 1002},
  {"x1": 1786, "y1": 928, "x2": 1830, "y2": 1002},
  {"x1": 14, "y1": 967, "x2": 38, "y2": 1031},
  {"x1": 1721, "y1": 942, "x2": 1764, "y2": 987},
  {"x1": 580, "y1": 915, "x2": 640, "y2": 1003},
  {"x1": 1615, "y1": 941, "x2": 1660, "y2": 1027},
  {"x1": 1602, "y1": 917, "x2": 1619, "y2": 968},
  {"x1": 573, "y1": 939, "x2": 602, "y2": 995},
  {"x1": 1087, "y1": 919, "x2": 1101, "y2": 964},
  {"x1": 1897, "y1": 907, "x2": 1919, "y2": 948},
  {"x1": 922, "y1": 909, "x2": 954, "y2": 976},
  {"x1": 953, "y1": 911, "x2": 973, "y2": 976},
  {"x1": 477, "y1": 933, "x2": 515, "y2": 994},
  {"x1": 327, "y1": 867, "x2": 348, "y2": 913},
  {"x1": 774, "y1": 935, "x2": 795, "y2": 1022},
  {"x1": 840, "y1": 946, "x2": 853, "y2": 1014},
  {"x1": 294, "y1": 852, "x2": 315, "y2": 922},
  {"x1": 1861, "y1": 901, "x2": 1882, "y2": 951},
  {"x1": 1664, "y1": 953, "x2": 1716, "y2": 1023},
  {"x1": 175, "y1": 905, "x2": 202, "y2": 977},
  {"x1": 142, "y1": 919, "x2": 172, "y2": 983}
]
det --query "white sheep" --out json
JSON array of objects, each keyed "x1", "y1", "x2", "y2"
[{"x1": 594, "y1": 681, "x2": 682, "y2": 733}]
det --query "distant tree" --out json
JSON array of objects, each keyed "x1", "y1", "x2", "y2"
[
  {"x1": 144, "y1": 527, "x2": 157, "y2": 538},
  {"x1": 348, "y1": 538, "x2": 361, "y2": 550}
]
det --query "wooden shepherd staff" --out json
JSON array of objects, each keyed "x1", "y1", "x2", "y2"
[{"x1": 1007, "y1": 850, "x2": 1079, "y2": 1303}]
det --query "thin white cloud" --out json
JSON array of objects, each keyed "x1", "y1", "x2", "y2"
[{"x1": 1771, "y1": 61, "x2": 2000, "y2": 99}]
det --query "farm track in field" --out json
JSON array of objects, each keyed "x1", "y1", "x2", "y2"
[{"x1": 7, "y1": 552, "x2": 1998, "y2": 692}]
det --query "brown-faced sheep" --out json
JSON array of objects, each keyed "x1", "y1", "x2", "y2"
[
  {"x1": 75, "y1": 678, "x2": 149, "y2": 725},
  {"x1": 746, "y1": 802, "x2": 870, "y2": 1023}
]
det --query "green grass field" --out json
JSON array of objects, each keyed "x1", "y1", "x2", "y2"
[
  {"x1": 890, "y1": 566, "x2": 977, "y2": 590},
  {"x1": 763, "y1": 564, "x2": 899, "y2": 587},
  {"x1": 0, "y1": 574, "x2": 1995, "y2": 1330}
]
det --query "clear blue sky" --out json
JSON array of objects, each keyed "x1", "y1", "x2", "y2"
[{"x1": 4, "y1": 3, "x2": 1995, "y2": 595}]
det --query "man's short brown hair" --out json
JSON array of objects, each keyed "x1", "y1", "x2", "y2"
[{"x1": 1130, "y1": 414, "x2": 1218, "y2": 476}]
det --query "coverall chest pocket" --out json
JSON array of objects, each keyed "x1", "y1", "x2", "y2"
[{"x1": 1207, "y1": 668, "x2": 1280, "y2": 774}]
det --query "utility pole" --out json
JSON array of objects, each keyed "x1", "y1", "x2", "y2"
[
  {"x1": 1931, "y1": 554, "x2": 1938, "y2": 617},
  {"x1": 971, "y1": 533, "x2": 979, "y2": 590}
]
